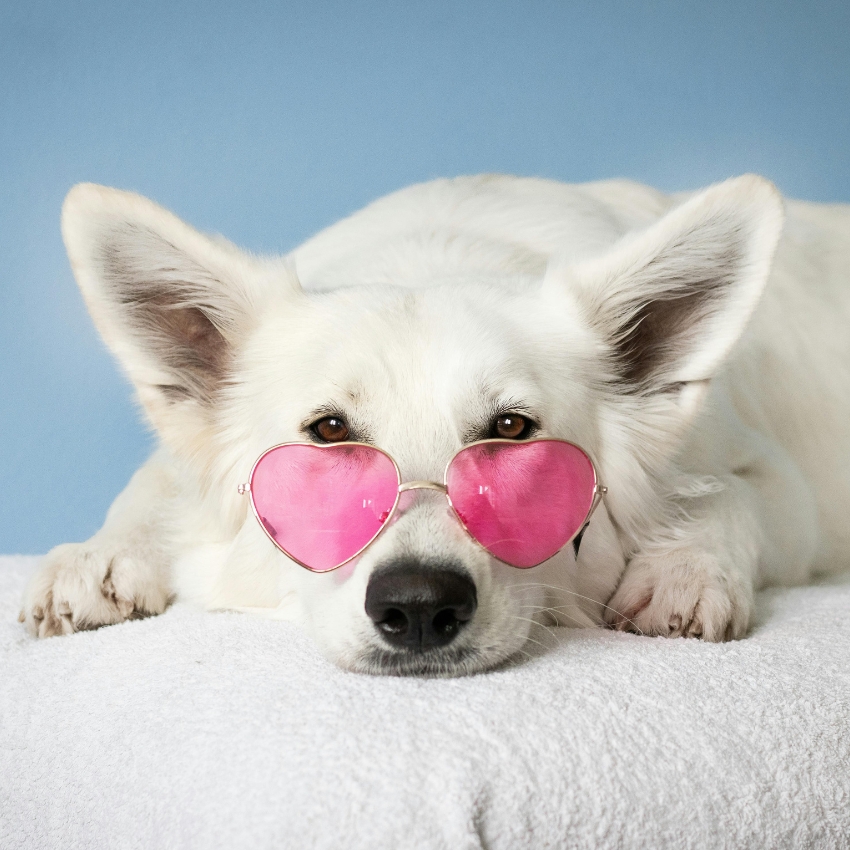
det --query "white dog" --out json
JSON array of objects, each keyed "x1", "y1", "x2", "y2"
[{"x1": 20, "y1": 174, "x2": 850, "y2": 675}]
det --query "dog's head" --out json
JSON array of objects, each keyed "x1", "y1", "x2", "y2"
[{"x1": 61, "y1": 176, "x2": 782, "y2": 675}]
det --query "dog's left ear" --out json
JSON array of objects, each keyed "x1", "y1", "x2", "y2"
[{"x1": 546, "y1": 174, "x2": 783, "y2": 401}]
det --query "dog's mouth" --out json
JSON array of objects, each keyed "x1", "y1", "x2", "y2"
[
  {"x1": 355, "y1": 645, "x2": 484, "y2": 677},
  {"x1": 349, "y1": 637, "x2": 530, "y2": 677}
]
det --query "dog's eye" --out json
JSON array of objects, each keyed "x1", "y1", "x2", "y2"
[
  {"x1": 311, "y1": 416, "x2": 350, "y2": 443},
  {"x1": 491, "y1": 414, "x2": 533, "y2": 440}
]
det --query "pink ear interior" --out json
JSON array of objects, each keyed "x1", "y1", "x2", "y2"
[
  {"x1": 250, "y1": 444, "x2": 400, "y2": 572},
  {"x1": 446, "y1": 440, "x2": 597, "y2": 568}
]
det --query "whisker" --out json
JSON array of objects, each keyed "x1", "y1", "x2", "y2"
[
  {"x1": 497, "y1": 631, "x2": 540, "y2": 656},
  {"x1": 517, "y1": 605, "x2": 589, "y2": 628},
  {"x1": 511, "y1": 614, "x2": 558, "y2": 642},
  {"x1": 519, "y1": 633, "x2": 547, "y2": 650},
  {"x1": 514, "y1": 583, "x2": 646, "y2": 636}
]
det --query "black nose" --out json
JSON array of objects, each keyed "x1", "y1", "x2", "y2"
[{"x1": 365, "y1": 562, "x2": 477, "y2": 652}]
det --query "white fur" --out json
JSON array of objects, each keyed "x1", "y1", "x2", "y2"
[{"x1": 20, "y1": 174, "x2": 850, "y2": 675}]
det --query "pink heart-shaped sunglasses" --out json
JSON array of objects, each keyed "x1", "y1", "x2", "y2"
[{"x1": 238, "y1": 438, "x2": 607, "y2": 573}]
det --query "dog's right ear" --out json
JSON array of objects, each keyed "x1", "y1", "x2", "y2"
[{"x1": 62, "y1": 184, "x2": 302, "y2": 452}]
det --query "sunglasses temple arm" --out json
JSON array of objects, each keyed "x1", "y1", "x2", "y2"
[{"x1": 573, "y1": 484, "x2": 608, "y2": 557}]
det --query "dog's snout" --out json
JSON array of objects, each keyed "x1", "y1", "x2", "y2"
[{"x1": 365, "y1": 563, "x2": 477, "y2": 652}]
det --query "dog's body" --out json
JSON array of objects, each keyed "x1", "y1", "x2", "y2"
[{"x1": 21, "y1": 174, "x2": 850, "y2": 675}]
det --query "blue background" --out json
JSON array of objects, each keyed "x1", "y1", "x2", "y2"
[{"x1": 1, "y1": 0, "x2": 848, "y2": 554}]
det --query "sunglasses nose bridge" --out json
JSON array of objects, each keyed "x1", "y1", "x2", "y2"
[
  {"x1": 392, "y1": 481, "x2": 453, "y2": 525},
  {"x1": 397, "y1": 481, "x2": 448, "y2": 495}
]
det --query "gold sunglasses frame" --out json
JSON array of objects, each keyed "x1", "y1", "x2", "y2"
[{"x1": 238, "y1": 438, "x2": 607, "y2": 573}]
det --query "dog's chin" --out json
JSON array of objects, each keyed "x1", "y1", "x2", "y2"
[{"x1": 337, "y1": 642, "x2": 523, "y2": 678}]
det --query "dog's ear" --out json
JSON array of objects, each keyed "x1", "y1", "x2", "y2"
[
  {"x1": 62, "y1": 183, "x2": 301, "y2": 451},
  {"x1": 547, "y1": 175, "x2": 783, "y2": 399}
]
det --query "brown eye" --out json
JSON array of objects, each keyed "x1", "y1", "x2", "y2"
[
  {"x1": 493, "y1": 414, "x2": 531, "y2": 440},
  {"x1": 312, "y1": 416, "x2": 350, "y2": 443}
]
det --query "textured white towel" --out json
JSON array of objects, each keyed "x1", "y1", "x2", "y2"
[{"x1": 1, "y1": 556, "x2": 848, "y2": 849}]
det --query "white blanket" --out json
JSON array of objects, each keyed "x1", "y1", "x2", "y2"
[{"x1": 1, "y1": 555, "x2": 848, "y2": 849}]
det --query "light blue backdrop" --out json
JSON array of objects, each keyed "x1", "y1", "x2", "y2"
[{"x1": 1, "y1": 0, "x2": 848, "y2": 553}]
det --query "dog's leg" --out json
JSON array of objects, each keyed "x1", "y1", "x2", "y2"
[
  {"x1": 20, "y1": 449, "x2": 177, "y2": 637},
  {"x1": 604, "y1": 439, "x2": 819, "y2": 641}
]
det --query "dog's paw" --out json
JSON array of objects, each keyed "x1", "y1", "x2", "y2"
[
  {"x1": 603, "y1": 548, "x2": 752, "y2": 641},
  {"x1": 20, "y1": 542, "x2": 171, "y2": 638}
]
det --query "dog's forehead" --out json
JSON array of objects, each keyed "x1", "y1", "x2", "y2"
[
  {"x1": 319, "y1": 285, "x2": 545, "y2": 400},
  {"x1": 244, "y1": 281, "x2": 591, "y2": 470}
]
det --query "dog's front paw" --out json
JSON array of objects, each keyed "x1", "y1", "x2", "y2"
[
  {"x1": 20, "y1": 542, "x2": 171, "y2": 638},
  {"x1": 604, "y1": 548, "x2": 752, "y2": 642}
]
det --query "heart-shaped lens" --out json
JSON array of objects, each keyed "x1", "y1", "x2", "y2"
[
  {"x1": 250, "y1": 444, "x2": 400, "y2": 572},
  {"x1": 446, "y1": 440, "x2": 597, "y2": 568}
]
